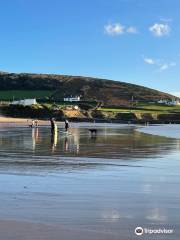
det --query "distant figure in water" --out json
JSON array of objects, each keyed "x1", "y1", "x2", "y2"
[
  {"x1": 65, "y1": 119, "x2": 69, "y2": 132},
  {"x1": 35, "y1": 120, "x2": 39, "y2": 127},
  {"x1": 29, "y1": 120, "x2": 35, "y2": 128},
  {"x1": 50, "y1": 118, "x2": 57, "y2": 133}
]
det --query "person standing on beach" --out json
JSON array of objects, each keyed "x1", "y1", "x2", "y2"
[
  {"x1": 35, "y1": 120, "x2": 39, "y2": 127},
  {"x1": 30, "y1": 120, "x2": 35, "y2": 128},
  {"x1": 65, "y1": 119, "x2": 69, "y2": 132},
  {"x1": 50, "y1": 118, "x2": 57, "y2": 133}
]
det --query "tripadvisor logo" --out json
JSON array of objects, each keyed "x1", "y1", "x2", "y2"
[
  {"x1": 134, "y1": 226, "x2": 174, "y2": 236},
  {"x1": 135, "y1": 227, "x2": 143, "y2": 236}
]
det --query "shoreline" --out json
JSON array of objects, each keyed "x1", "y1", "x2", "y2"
[
  {"x1": 0, "y1": 116, "x2": 62, "y2": 125},
  {"x1": 1, "y1": 116, "x2": 180, "y2": 125}
]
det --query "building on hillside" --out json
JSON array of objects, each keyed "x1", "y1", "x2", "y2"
[
  {"x1": 11, "y1": 98, "x2": 37, "y2": 106},
  {"x1": 158, "y1": 99, "x2": 168, "y2": 104},
  {"x1": 63, "y1": 96, "x2": 81, "y2": 102},
  {"x1": 158, "y1": 99, "x2": 180, "y2": 106}
]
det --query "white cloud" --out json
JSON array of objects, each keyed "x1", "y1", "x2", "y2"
[
  {"x1": 126, "y1": 26, "x2": 137, "y2": 34},
  {"x1": 144, "y1": 58, "x2": 155, "y2": 65},
  {"x1": 104, "y1": 23, "x2": 138, "y2": 36},
  {"x1": 159, "y1": 64, "x2": 168, "y2": 71},
  {"x1": 149, "y1": 23, "x2": 170, "y2": 37},
  {"x1": 160, "y1": 17, "x2": 172, "y2": 23},
  {"x1": 159, "y1": 62, "x2": 176, "y2": 71},
  {"x1": 143, "y1": 56, "x2": 176, "y2": 71},
  {"x1": 104, "y1": 23, "x2": 125, "y2": 36}
]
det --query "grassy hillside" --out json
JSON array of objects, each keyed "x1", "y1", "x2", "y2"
[
  {"x1": 0, "y1": 90, "x2": 52, "y2": 101},
  {"x1": 0, "y1": 71, "x2": 177, "y2": 106}
]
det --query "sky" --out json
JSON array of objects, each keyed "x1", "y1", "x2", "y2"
[{"x1": 0, "y1": 0, "x2": 180, "y2": 96}]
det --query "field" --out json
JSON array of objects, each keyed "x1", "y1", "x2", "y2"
[
  {"x1": 0, "y1": 90, "x2": 53, "y2": 101},
  {"x1": 136, "y1": 102, "x2": 180, "y2": 111},
  {"x1": 99, "y1": 103, "x2": 180, "y2": 114}
]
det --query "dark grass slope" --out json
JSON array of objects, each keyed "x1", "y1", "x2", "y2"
[{"x1": 0, "y1": 71, "x2": 176, "y2": 106}]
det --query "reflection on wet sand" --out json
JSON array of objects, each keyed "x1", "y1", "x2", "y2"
[
  {"x1": 0, "y1": 124, "x2": 179, "y2": 178},
  {"x1": 0, "y1": 124, "x2": 180, "y2": 239},
  {"x1": 32, "y1": 128, "x2": 39, "y2": 151},
  {"x1": 0, "y1": 125, "x2": 179, "y2": 163},
  {"x1": 51, "y1": 129, "x2": 58, "y2": 152}
]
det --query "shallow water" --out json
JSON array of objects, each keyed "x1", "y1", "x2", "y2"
[
  {"x1": 0, "y1": 123, "x2": 179, "y2": 239},
  {"x1": 138, "y1": 124, "x2": 180, "y2": 139}
]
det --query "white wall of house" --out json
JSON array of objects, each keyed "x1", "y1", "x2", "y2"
[
  {"x1": 12, "y1": 99, "x2": 37, "y2": 106},
  {"x1": 158, "y1": 99, "x2": 180, "y2": 106},
  {"x1": 64, "y1": 96, "x2": 80, "y2": 102}
]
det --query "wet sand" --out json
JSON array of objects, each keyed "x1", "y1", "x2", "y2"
[
  {"x1": 0, "y1": 219, "x2": 123, "y2": 240},
  {"x1": 0, "y1": 124, "x2": 179, "y2": 239}
]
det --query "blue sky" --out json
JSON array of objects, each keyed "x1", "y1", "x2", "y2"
[{"x1": 0, "y1": 0, "x2": 180, "y2": 96}]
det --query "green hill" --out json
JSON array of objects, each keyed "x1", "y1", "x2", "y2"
[{"x1": 0, "y1": 71, "x2": 177, "y2": 106}]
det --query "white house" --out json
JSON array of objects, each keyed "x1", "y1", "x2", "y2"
[
  {"x1": 158, "y1": 99, "x2": 168, "y2": 104},
  {"x1": 11, "y1": 98, "x2": 37, "y2": 106},
  {"x1": 63, "y1": 96, "x2": 80, "y2": 102},
  {"x1": 158, "y1": 99, "x2": 180, "y2": 106}
]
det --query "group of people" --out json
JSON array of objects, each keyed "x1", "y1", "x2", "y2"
[
  {"x1": 28, "y1": 118, "x2": 69, "y2": 133},
  {"x1": 28, "y1": 119, "x2": 39, "y2": 128},
  {"x1": 50, "y1": 118, "x2": 69, "y2": 133}
]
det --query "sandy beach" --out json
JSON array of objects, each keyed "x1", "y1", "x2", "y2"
[
  {"x1": 0, "y1": 123, "x2": 179, "y2": 240},
  {"x1": 0, "y1": 116, "x2": 50, "y2": 125}
]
